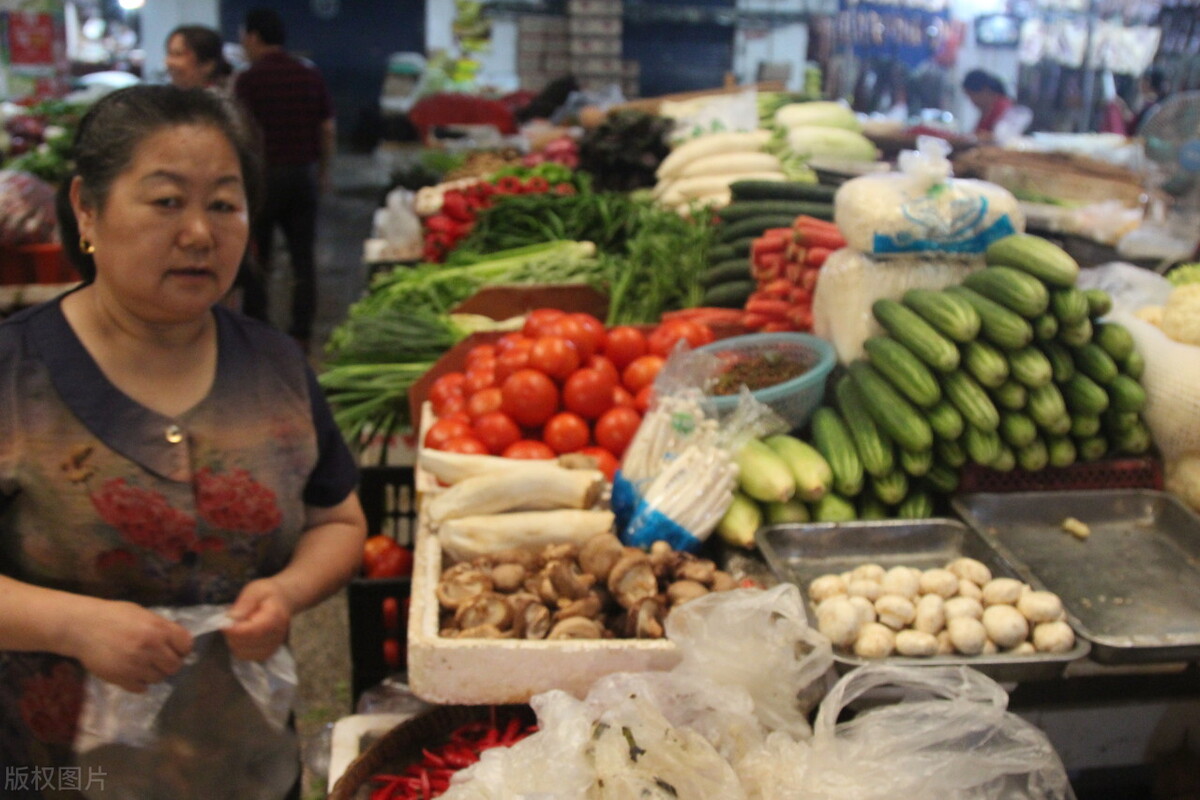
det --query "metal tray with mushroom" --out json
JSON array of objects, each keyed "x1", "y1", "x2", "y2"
[
  {"x1": 755, "y1": 518, "x2": 1090, "y2": 682},
  {"x1": 952, "y1": 490, "x2": 1200, "y2": 664}
]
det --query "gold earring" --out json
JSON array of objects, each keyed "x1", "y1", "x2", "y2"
[{"x1": 79, "y1": 236, "x2": 95, "y2": 255}]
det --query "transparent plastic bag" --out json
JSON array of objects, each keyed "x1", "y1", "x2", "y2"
[
  {"x1": 74, "y1": 605, "x2": 299, "y2": 800},
  {"x1": 795, "y1": 664, "x2": 1073, "y2": 800},
  {"x1": 1075, "y1": 261, "x2": 1173, "y2": 316}
]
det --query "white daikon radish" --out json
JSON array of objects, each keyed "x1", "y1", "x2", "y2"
[
  {"x1": 439, "y1": 509, "x2": 616, "y2": 562},
  {"x1": 426, "y1": 468, "x2": 604, "y2": 524},
  {"x1": 659, "y1": 172, "x2": 784, "y2": 206},
  {"x1": 655, "y1": 129, "x2": 773, "y2": 179},
  {"x1": 678, "y1": 151, "x2": 782, "y2": 178}
]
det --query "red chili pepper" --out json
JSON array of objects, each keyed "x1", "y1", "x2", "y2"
[
  {"x1": 439, "y1": 191, "x2": 474, "y2": 223},
  {"x1": 500, "y1": 715, "x2": 523, "y2": 745},
  {"x1": 523, "y1": 175, "x2": 551, "y2": 194},
  {"x1": 553, "y1": 182, "x2": 576, "y2": 195},
  {"x1": 493, "y1": 175, "x2": 524, "y2": 195}
]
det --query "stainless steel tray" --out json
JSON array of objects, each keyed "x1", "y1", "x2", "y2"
[
  {"x1": 952, "y1": 490, "x2": 1200, "y2": 664},
  {"x1": 755, "y1": 518, "x2": 1089, "y2": 682}
]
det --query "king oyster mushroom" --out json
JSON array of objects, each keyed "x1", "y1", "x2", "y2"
[
  {"x1": 607, "y1": 551, "x2": 658, "y2": 610},
  {"x1": 436, "y1": 562, "x2": 494, "y2": 610}
]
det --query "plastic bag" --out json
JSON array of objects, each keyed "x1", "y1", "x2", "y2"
[
  {"x1": 1075, "y1": 261, "x2": 1173, "y2": 316},
  {"x1": 74, "y1": 605, "x2": 299, "y2": 800},
  {"x1": 662, "y1": 89, "x2": 760, "y2": 142},
  {"x1": 834, "y1": 137, "x2": 1024, "y2": 258},
  {"x1": 793, "y1": 664, "x2": 1073, "y2": 800}
]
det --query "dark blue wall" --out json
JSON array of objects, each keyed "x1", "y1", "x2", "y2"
[
  {"x1": 622, "y1": 0, "x2": 734, "y2": 98},
  {"x1": 220, "y1": 1, "x2": 425, "y2": 144}
]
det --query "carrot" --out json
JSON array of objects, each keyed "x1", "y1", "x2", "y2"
[
  {"x1": 788, "y1": 286, "x2": 813, "y2": 305},
  {"x1": 751, "y1": 235, "x2": 786, "y2": 257},
  {"x1": 759, "y1": 278, "x2": 794, "y2": 299},
  {"x1": 744, "y1": 297, "x2": 791, "y2": 317},
  {"x1": 794, "y1": 214, "x2": 841, "y2": 232},
  {"x1": 661, "y1": 307, "x2": 745, "y2": 326},
  {"x1": 751, "y1": 252, "x2": 785, "y2": 282},
  {"x1": 760, "y1": 321, "x2": 797, "y2": 332},
  {"x1": 740, "y1": 311, "x2": 773, "y2": 329},
  {"x1": 804, "y1": 246, "x2": 834, "y2": 268},
  {"x1": 794, "y1": 227, "x2": 845, "y2": 250}
]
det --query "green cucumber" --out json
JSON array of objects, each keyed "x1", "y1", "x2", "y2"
[
  {"x1": 985, "y1": 233, "x2": 1080, "y2": 288},
  {"x1": 899, "y1": 447, "x2": 933, "y2": 477},
  {"x1": 707, "y1": 243, "x2": 736, "y2": 264},
  {"x1": 810, "y1": 406, "x2": 864, "y2": 498},
  {"x1": 716, "y1": 214, "x2": 806, "y2": 244},
  {"x1": 962, "y1": 265, "x2": 1051, "y2": 318},
  {"x1": 701, "y1": 258, "x2": 752, "y2": 288},
  {"x1": 811, "y1": 492, "x2": 857, "y2": 522},
  {"x1": 1016, "y1": 438, "x2": 1049, "y2": 472},
  {"x1": 941, "y1": 370, "x2": 1000, "y2": 433},
  {"x1": 961, "y1": 340, "x2": 1010, "y2": 389},
  {"x1": 729, "y1": 179, "x2": 837, "y2": 204},
  {"x1": 863, "y1": 336, "x2": 942, "y2": 408},
  {"x1": 1033, "y1": 314, "x2": 1059, "y2": 341},
  {"x1": 871, "y1": 299, "x2": 960, "y2": 373},
  {"x1": 870, "y1": 470, "x2": 909, "y2": 505},
  {"x1": 719, "y1": 199, "x2": 833, "y2": 222},
  {"x1": 945, "y1": 286, "x2": 1034, "y2": 351},
  {"x1": 1122, "y1": 350, "x2": 1145, "y2": 380},
  {"x1": 990, "y1": 380, "x2": 1028, "y2": 411},
  {"x1": 1076, "y1": 435, "x2": 1109, "y2": 462},
  {"x1": 1058, "y1": 317, "x2": 1094, "y2": 348},
  {"x1": 1063, "y1": 373, "x2": 1110, "y2": 416},
  {"x1": 936, "y1": 437, "x2": 968, "y2": 469},
  {"x1": 963, "y1": 425, "x2": 1002, "y2": 467},
  {"x1": 1073, "y1": 342, "x2": 1119, "y2": 384},
  {"x1": 1008, "y1": 346, "x2": 1054, "y2": 388},
  {"x1": 991, "y1": 444, "x2": 1017, "y2": 472},
  {"x1": 765, "y1": 498, "x2": 811, "y2": 524},
  {"x1": 896, "y1": 489, "x2": 935, "y2": 519},
  {"x1": 1111, "y1": 420, "x2": 1152, "y2": 455},
  {"x1": 848, "y1": 360, "x2": 934, "y2": 453},
  {"x1": 901, "y1": 288, "x2": 981, "y2": 343},
  {"x1": 1070, "y1": 414, "x2": 1101, "y2": 438},
  {"x1": 1041, "y1": 340, "x2": 1076, "y2": 383},
  {"x1": 1084, "y1": 288, "x2": 1113, "y2": 318},
  {"x1": 927, "y1": 400, "x2": 964, "y2": 441},
  {"x1": 834, "y1": 375, "x2": 895, "y2": 479},
  {"x1": 998, "y1": 411, "x2": 1038, "y2": 449},
  {"x1": 1047, "y1": 436, "x2": 1077, "y2": 468},
  {"x1": 1026, "y1": 383, "x2": 1069, "y2": 429},
  {"x1": 702, "y1": 279, "x2": 756, "y2": 308},
  {"x1": 1107, "y1": 374, "x2": 1147, "y2": 413},
  {"x1": 1050, "y1": 287, "x2": 1090, "y2": 325},
  {"x1": 857, "y1": 494, "x2": 891, "y2": 520},
  {"x1": 925, "y1": 462, "x2": 960, "y2": 494},
  {"x1": 1094, "y1": 322, "x2": 1135, "y2": 362}
]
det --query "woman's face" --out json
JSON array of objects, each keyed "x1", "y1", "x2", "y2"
[
  {"x1": 165, "y1": 34, "x2": 209, "y2": 89},
  {"x1": 73, "y1": 123, "x2": 249, "y2": 324}
]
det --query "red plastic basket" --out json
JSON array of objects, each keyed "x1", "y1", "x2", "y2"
[{"x1": 957, "y1": 456, "x2": 1164, "y2": 494}]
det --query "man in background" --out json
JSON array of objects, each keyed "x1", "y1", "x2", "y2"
[{"x1": 235, "y1": 7, "x2": 335, "y2": 352}]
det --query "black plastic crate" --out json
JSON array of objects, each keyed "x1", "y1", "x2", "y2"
[{"x1": 349, "y1": 466, "x2": 417, "y2": 705}]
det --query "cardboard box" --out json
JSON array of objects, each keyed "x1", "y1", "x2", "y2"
[
  {"x1": 571, "y1": 55, "x2": 624, "y2": 75},
  {"x1": 567, "y1": 0, "x2": 623, "y2": 16},
  {"x1": 569, "y1": 36, "x2": 623, "y2": 57},
  {"x1": 568, "y1": 16, "x2": 622, "y2": 36}
]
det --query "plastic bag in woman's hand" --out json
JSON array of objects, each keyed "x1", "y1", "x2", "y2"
[
  {"x1": 74, "y1": 605, "x2": 299, "y2": 800},
  {"x1": 798, "y1": 664, "x2": 1072, "y2": 800}
]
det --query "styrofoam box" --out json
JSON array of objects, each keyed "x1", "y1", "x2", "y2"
[{"x1": 405, "y1": 513, "x2": 681, "y2": 705}]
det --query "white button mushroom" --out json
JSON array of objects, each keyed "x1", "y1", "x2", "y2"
[
  {"x1": 881, "y1": 566, "x2": 920, "y2": 599},
  {"x1": 1032, "y1": 620, "x2": 1076, "y2": 653},
  {"x1": 847, "y1": 578, "x2": 883, "y2": 602},
  {"x1": 957, "y1": 579, "x2": 983, "y2": 600},
  {"x1": 982, "y1": 604, "x2": 1030, "y2": 649},
  {"x1": 895, "y1": 629, "x2": 939, "y2": 657},
  {"x1": 808, "y1": 573, "x2": 847, "y2": 603},
  {"x1": 847, "y1": 595, "x2": 877, "y2": 626},
  {"x1": 853, "y1": 622, "x2": 896, "y2": 659},
  {"x1": 943, "y1": 596, "x2": 984, "y2": 622},
  {"x1": 918, "y1": 568, "x2": 960, "y2": 599},
  {"x1": 1017, "y1": 590, "x2": 1064, "y2": 624},
  {"x1": 947, "y1": 616, "x2": 988, "y2": 655},
  {"x1": 816, "y1": 595, "x2": 863, "y2": 648},
  {"x1": 981, "y1": 577, "x2": 1025, "y2": 606},
  {"x1": 874, "y1": 594, "x2": 916, "y2": 631},
  {"x1": 851, "y1": 563, "x2": 886, "y2": 583},
  {"x1": 913, "y1": 593, "x2": 946, "y2": 635},
  {"x1": 946, "y1": 557, "x2": 992, "y2": 586}
]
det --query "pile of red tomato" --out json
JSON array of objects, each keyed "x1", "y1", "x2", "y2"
[{"x1": 424, "y1": 309, "x2": 716, "y2": 480}]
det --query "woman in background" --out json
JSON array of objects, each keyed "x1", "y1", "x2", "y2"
[
  {"x1": 165, "y1": 25, "x2": 233, "y2": 92},
  {"x1": 962, "y1": 69, "x2": 1016, "y2": 143}
]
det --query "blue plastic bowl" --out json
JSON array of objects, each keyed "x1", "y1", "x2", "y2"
[{"x1": 696, "y1": 332, "x2": 836, "y2": 431}]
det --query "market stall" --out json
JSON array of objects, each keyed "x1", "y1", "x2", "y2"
[{"x1": 324, "y1": 91, "x2": 1200, "y2": 800}]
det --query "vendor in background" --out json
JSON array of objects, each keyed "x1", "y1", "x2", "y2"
[
  {"x1": 0, "y1": 85, "x2": 365, "y2": 798},
  {"x1": 165, "y1": 24, "x2": 233, "y2": 93},
  {"x1": 1129, "y1": 67, "x2": 1168, "y2": 135},
  {"x1": 962, "y1": 69, "x2": 1029, "y2": 144}
]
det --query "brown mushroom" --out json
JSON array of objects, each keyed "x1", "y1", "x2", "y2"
[
  {"x1": 541, "y1": 542, "x2": 579, "y2": 563},
  {"x1": 490, "y1": 547, "x2": 540, "y2": 571},
  {"x1": 553, "y1": 592, "x2": 604, "y2": 622},
  {"x1": 454, "y1": 592, "x2": 513, "y2": 630},
  {"x1": 577, "y1": 532, "x2": 625, "y2": 583},
  {"x1": 607, "y1": 552, "x2": 658, "y2": 610},
  {"x1": 436, "y1": 563, "x2": 494, "y2": 610},
  {"x1": 548, "y1": 558, "x2": 596, "y2": 602},
  {"x1": 674, "y1": 557, "x2": 717, "y2": 586},
  {"x1": 711, "y1": 571, "x2": 737, "y2": 592},
  {"x1": 648, "y1": 540, "x2": 683, "y2": 579},
  {"x1": 490, "y1": 562, "x2": 527, "y2": 593},
  {"x1": 625, "y1": 597, "x2": 666, "y2": 639},
  {"x1": 547, "y1": 617, "x2": 605, "y2": 639},
  {"x1": 666, "y1": 579, "x2": 709, "y2": 606},
  {"x1": 511, "y1": 599, "x2": 552, "y2": 640}
]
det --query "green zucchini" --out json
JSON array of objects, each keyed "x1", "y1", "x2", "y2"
[
  {"x1": 719, "y1": 199, "x2": 833, "y2": 223},
  {"x1": 863, "y1": 336, "x2": 942, "y2": 408},
  {"x1": 1094, "y1": 322, "x2": 1135, "y2": 362},
  {"x1": 1016, "y1": 438, "x2": 1049, "y2": 472},
  {"x1": 810, "y1": 406, "x2": 864, "y2": 498},
  {"x1": 871, "y1": 299, "x2": 960, "y2": 373},
  {"x1": 870, "y1": 470, "x2": 909, "y2": 506},
  {"x1": 834, "y1": 375, "x2": 896, "y2": 479},
  {"x1": 848, "y1": 360, "x2": 934, "y2": 453},
  {"x1": 1107, "y1": 374, "x2": 1147, "y2": 413},
  {"x1": 1084, "y1": 288, "x2": 1113, "y2": 318},
  {"x1": 1050, "y1": 287, "x2": 1090, "y2": 325},
  {"x1": 1041, "y1": 340, "x2": 1076, "y2": 383},
  {"x1": 944, "y1": 286, "x2": 1034, "y2": 351},
  {"x1": 927, "y1": 400, "x2": 964, "y2": 441},
  {"x1": 1072, "y1": 342, "x2": 1119, "y2": 384},
  {"x1": 990, "y1": 380, "x2": 1028, "y2": 411},
  {"x1": 941, "y1": 370, "x2": 1000, "y2": 433},
  {"x1": 998, "y1": 411, "x2": 1038, "y2": 449},
  {"x1": 811, "y1": 492, "x2": 858, "y2": 522},
  {"x1": 702, "y1": 279, "x2": 756, "y2": 308},
  {"x1": 962, "y1": 265, "x2": 1051, "y2": 318},
  {"x1": 701, "y1": 258, "x2": 751, "y2": 288},
  {"x1": 985, "y1": 233, "x2": 1080, "y2": 288},
  {"x1": 716, "y1": 214, "x2": 806, "y2": 244},
  {"x1": 1008, "y1": 346, "x2": 1053, "y2": 388},
  {"x1": 961, "y1": 340, "x2": 1010, "y2": 389},
  {"x1": 729, "y1": 179, "x2": 837, "y2": 204},
  {"x1": 901, "y1": 288, "x2": 981, "y2": 343}
]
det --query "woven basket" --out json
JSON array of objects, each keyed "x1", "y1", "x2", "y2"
[{"x1": 327, "y1": 704, "x2": 533, "y2": 800}]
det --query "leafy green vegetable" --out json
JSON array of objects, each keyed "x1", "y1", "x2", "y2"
[{"x1": 1167, "y1": 263, "x2": 1200, "y2": 287}]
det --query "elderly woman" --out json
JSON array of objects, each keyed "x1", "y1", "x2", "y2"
[{"x1": 0, "y1": 85, "x2": 365, "y2": 798}]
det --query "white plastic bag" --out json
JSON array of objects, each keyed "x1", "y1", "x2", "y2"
[
  {"x1": 797, "y1": 664, "x2": 1073, "y2": 800},
  {"x1": 1075, "y1": 261, "x2": 1173, "y2": 316},
  {"x1": 75, "y1": 605, "x2": 299, "y2": 800},
  {"x1": 834, "y1": 137, "x2": 1024, "y2": 258}
]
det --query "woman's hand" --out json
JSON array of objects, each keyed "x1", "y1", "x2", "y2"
[
  {"x1": 70, "y1": 599, "x2": 193, "y2": 693},
  {"x1": 222, "y1": 578, "x2": 293, "y2": 661}
]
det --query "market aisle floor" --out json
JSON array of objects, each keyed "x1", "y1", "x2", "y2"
[{"x1": 279, "y1": 151, "x2": 393, "y2": 798}]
